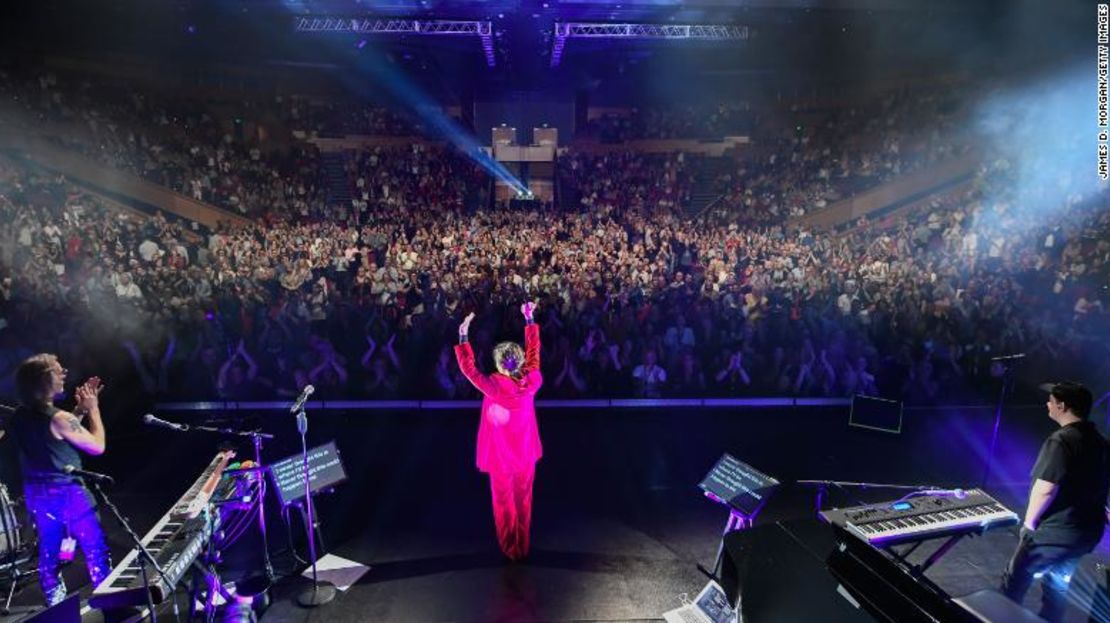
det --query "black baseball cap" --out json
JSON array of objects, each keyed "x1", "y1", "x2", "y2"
[{"x1": 1039, "y1": 381, "x2": 1094, "y2": 419}]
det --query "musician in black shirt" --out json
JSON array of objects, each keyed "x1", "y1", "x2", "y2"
[
  {"x1": 1001, "y1": 381, "x2": 1110, "y2": 621},
  {"x1": 12, "y1": 354, "x2": 110, "y2": 606}
]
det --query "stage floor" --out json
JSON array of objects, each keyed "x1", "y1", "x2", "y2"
[
  {"x1": 0, "y1": 404, "x2": 1095, "y2": 622},
  {"x1": 253, "y1": 488, "x2": 1046, "y2": 623}
]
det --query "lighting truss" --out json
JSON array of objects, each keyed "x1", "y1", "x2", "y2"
[
  {"x1": 550, "y1": 21, "x2": 750, "y2": 67},
  {"x1": 294, "y1": 17, "x2": 496, "y2": 67}
]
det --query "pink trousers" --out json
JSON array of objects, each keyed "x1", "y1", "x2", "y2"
[{"x1": 488, "y1": 465, "x2": 535, "y2": 560}]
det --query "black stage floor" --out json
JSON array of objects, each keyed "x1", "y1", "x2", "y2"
[{"x1": 0, "y1": 403, "x2": 1103, "y2": 622}]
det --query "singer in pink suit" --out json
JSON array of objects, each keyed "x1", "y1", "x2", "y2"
[{"x1": 454, "y1": 302, "x2": 543, "y2": 561}]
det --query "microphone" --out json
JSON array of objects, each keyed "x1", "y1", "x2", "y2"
[
  {"x1": 62, "y1": 465, "x2": 115, "y2": 486},
  {"x1": 290, "y1": 385, "x2": 315, "y2": 414},
  {"x1": 990, "y1": 353, "x2": 1026, "y2": 362},
  {"x1": 143, "y1": 413, "x2": 189, "y2": 432}
]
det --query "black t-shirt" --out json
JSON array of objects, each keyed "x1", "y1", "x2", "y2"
[{"x1": 1030, "y1": 421, "x2": 1110, "y2": 546}]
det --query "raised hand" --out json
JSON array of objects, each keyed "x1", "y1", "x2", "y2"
[
  {"x1": 459, "y1": 312, "x2": 476, "y2": 337},
  {"x1": 520, "y1": 301, "x2": 537, "y2": 320},
  {"x1": 75, "y1": 376, "x2": 102, "y2": 414}
]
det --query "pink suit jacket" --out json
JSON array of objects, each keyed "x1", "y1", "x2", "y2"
[{"x1": 454, "y1": 323, "x2": 543, "y2": 474}]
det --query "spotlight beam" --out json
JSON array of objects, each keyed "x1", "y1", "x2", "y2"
[{"x1": 293, "y1": 15, "x2": 526, "y2": 191}]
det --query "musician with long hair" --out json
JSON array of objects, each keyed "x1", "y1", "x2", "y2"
[{"x1": 12, "y1": 354, "x2": 110, "y2": 605}]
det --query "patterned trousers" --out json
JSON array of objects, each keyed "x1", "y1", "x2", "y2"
[{"x1": 25, "y1": 481, "x2": 111, "y2": 606}]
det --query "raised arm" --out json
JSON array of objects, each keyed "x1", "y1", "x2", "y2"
[
  {"x1": 217, "y1": 351, "x2": 238, "y2": 393},
  {"x1": 157, "y1": 334, "x2": 176, "y2": 393},
  {"x1": 383, "y1": 333, "x2": 401, "y2": 370},
  {"x1": 237, "y1": 339, "x2": 259, "y2": 380},
  {"x1": 360, "y1": 335, "x2": 377, "y2": 368},
  {"x1": 454, "y1": 312, "x2": 498, "y2": 396},
  {"x1": 521, "y1": 301, "x2": 540, "y2": 374}
]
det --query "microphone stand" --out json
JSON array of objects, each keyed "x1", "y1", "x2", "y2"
[
  {"x1": 86, "y1": 479, "x2": 171, "y2": 623},
  {"x1": 185, "y1": 423, "x2": 278, "y2": 591},
  {"x1": 797, "y1": 479, "x2": 946, "y2": 513},
  {"x1": 293, "y1": 407, "x2": 335, "y2": 607},
  {"x1": 981, "y1": 359, "x2": 1017, "y2": 488}
]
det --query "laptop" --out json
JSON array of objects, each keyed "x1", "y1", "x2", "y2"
[{"x1": 663, "y1": 580, "x2": 739, "y2": 623}]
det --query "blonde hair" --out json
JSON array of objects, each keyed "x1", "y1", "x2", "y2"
[{"x1": 493, "y1": 341, "x2": 525, "y2": 377}]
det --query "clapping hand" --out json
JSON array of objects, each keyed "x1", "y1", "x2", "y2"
[{"x1": 75, "y1": 376, "x2": 103, "y2": 415}]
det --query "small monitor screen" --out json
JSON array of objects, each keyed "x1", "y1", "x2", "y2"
[
  {"x1": 270, "y1": 441, "x2": 347, "y2": 506},
  {"x1": 849, "y1": 394, "x2": 903, "y2": 434},
  {"x1": 698, "y1": 453, "x2": 779, "y2": 516},
  {"x1": 696, "y1": 584, "x2": 734, "y2": 623}
]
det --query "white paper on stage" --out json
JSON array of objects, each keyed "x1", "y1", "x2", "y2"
[{"x1": 301, "y1": 553, "x2": 371, "y2": 592}]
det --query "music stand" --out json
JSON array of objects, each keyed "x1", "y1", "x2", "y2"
[
  {"x1": 696, "y1": 453, "x2": 779, "y2": 581},
  {"x1": 268, "y1": 440, "x2": 347, "y2": 588}
]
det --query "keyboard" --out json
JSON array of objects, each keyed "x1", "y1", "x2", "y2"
[
  {"x1": 821, "y1": 490, "x2": 1032, "y2": 622},
  {"x1": 90, "y1": 451, "x2": 235, "y2": 611},
  {"x1": 819, "y1": 489, "x2": 1018, "y2": 546}
]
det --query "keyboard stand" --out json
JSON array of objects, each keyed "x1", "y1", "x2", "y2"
[
  {"x1": 188, "y1": 558, "x2": 232, "y2": 623},
  {"x1": 89, "y1": 479, "x2": 170, "y2": 623},
  {"x1": 885, "y1": 530, "x2": 980, "y2": 578},
  {"x1": 916, "y1": 533, "x2": 968, "y2": 575}
]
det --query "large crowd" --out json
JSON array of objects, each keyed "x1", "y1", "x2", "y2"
[
  {"x1": 0, "y1": 68, "x2": 1106, "y2": 405},
  {"x1": 585, "y1": 102, "x2": 755, "y2": 142},
  {"x1": 702, "y1": 89, "x2": 974, "y2": 224}
]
